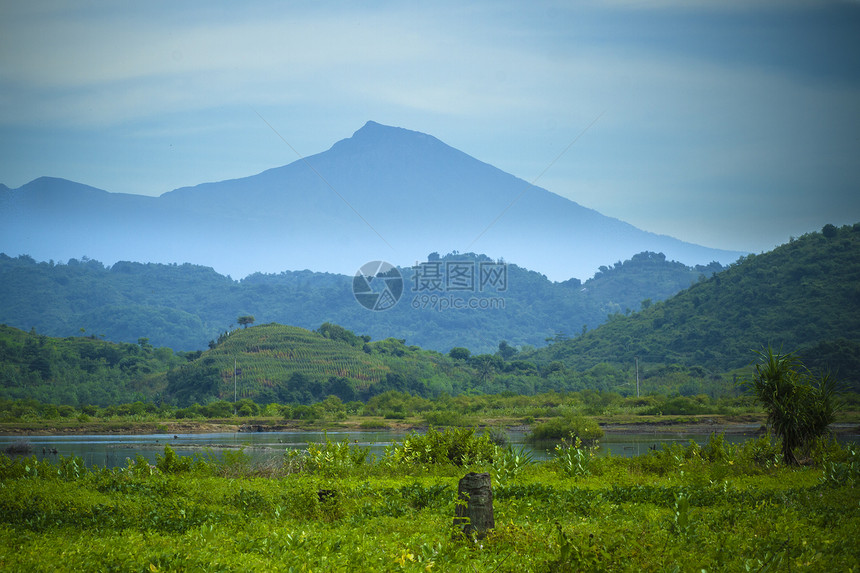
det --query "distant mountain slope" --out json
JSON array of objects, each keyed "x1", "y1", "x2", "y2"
[
  {"x1": 0, "y1": 121, "x2": 743, "y2": 282},
  {"x1": 0, "y1": 251, "x2": 719, "y2": 353},
  {"x1": 524, "y1": 224, "x2": 860, "y2": 389}
]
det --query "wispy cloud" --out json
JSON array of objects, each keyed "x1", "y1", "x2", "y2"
[{"x1": 1, "y1": 0, "x2": 858, "y2": 254}]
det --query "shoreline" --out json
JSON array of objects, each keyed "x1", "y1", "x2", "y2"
[{"x1": 1, "y1": 415, "x2": 858, "y2": 437}]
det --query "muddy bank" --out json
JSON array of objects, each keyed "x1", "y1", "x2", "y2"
[
  {"x1": 0, "y1": 421, "x2": 241, "y2": 436},
  {"x1": 2, "y1": 416, "x2": 857, "y2": 437}
]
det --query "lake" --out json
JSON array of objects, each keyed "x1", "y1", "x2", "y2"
[{"x1": 4, "y1": 426, "x2": 843, "y2": 468}]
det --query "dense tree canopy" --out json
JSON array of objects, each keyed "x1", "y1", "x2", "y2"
[
  {"x1": 524, "y1": 224, "x2": 860, "y2": 391},
  {"x1": 0, "y1": 251, "x2": 720, "y2": 354}
]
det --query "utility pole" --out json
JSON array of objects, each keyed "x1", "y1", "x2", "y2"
[
  {"x1": 635, "y1": 356, "x2": 640, "y2": 398},
  {"x1": 233, "y1": 358, "x2": 237, "y2": 414}
]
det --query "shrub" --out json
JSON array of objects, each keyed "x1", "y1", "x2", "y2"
[
  {"x1": 155, "y1": 444, "x2": 201, "y2": 474},
  {"x1": 744, "y1": 348, "x2": 841, "y2": 465},
  {"x1": 820, "y1": 444, "x2": 859, "y2": 487},
  {"x1": 700, "y1": 432, "x2": 730, "y2": 463},
  {"x1": 289, "y1": 437, "x2": 369, "y2": 477},
  {"x1": 735, "y1": 432, "x2": 782, "y2": 469},
  {"x1": 422, "y1": 410, "x2": 461, "y2": 426},
  {"x1": 553, "y1": 436, "x2": 596, "y2": 478},
  {"x1": 492, "y1": 445, "x2": 534, "y2": 487},
  {"x1": 384, "y1": 427, "x2": 495, "y2": 466},
  {"x1": 644, "y1": 396, "x2": 711, "y2": 416},
  {"x1": 526, "y1": 415, "x2": 604, "y2": 446}
]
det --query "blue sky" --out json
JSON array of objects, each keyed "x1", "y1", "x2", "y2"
[{"x1": 1, "y1": 0, "x2": 858, "y2": 255}]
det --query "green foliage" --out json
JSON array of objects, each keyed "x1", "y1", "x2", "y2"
[
  {"x1": 159, "y1": 322, "x2": 730, "y2": 406},
  {"x1": 384, "y1": 427, "x2": 496, "y2": 466},
  {"x1": 0, "y1": 436, "x2": 859, "y2": 571},
  {"x1": 4, "y1": 226, "x2": 859, "y2": 409},
  {"x1": 643, "y1": 395, "x2": 713, "y2": 415},
  {"x1": 448, "y1": 347, "x2": 470, "y2": 360},
  {"x1": 492, "y1": 445, "x2": 534, "y2": 488},
  {"x1": 422, "y1": 409, "x2": 465, "y2": 426},
  {"x1": 155, "y1": 444, "x2": 203, "y2": 474},
  {"x1": 553, "y1": 436, "x2": 597, "y2": 478},
  {"x1": 290, "y1": 437, "x2": 370, "y2": 477},
  {"x1": 527, "y1": 414, "x2": 604, "y2": 446},
  {"x1": 745, "y1": 348, "x2": 842, "y2": 465},
  {"x1": 0, "y1": 324, "x2": 182, "y2": 406},
  {"x1": 525, "y1": 225, "x2": 860, "y2": 387},
  {"x1": 165, "y1": 323, "x2": 395, "y2": 406},
  {"x1": 0, "y1": 250, "x2": 725, "y2": 357},
  {"x1": 820, "y1": 444, "x2": 859, "y2": 487},
  {"x1": 670, "y1": 492, "x2": 692, "y2": 537},
  {"x1": 317, "y1": 322, "x2": 367, "y2": 347}
]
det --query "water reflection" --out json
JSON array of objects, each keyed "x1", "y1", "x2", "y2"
[{"x1": 1, "y1": 428, "x2": 856, "y2": 468}]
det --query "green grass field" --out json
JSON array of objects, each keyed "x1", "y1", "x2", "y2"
[{"x1": 1, "y1": 430, "x2": 857, "y2": 572}]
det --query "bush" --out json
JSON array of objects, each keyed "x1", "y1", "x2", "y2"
[
  {"x1": 553, "y1": 436, "x2": 596, "y2": 478},
  {"x1": 155, "y1": 444, "x2": 201, "y2": 474},
  {"x1": 289, "y1": 404, "x2": 322, "y2": 421},
  {"x1": 492, "y1": 445, "x2": 534, "y2": 486},
  {"x1": 735, "y1": 432, "x2": 782, "y2": 469},
  {"x1": 384, "y1": 427, "x2": 495, "y2": 466},
  {"x1": 202, "y1": 400, "x2": 234, "y2": 418},
  {"x1": 744, "y1": 348, "x2": 841, "y2": 465},
  {"x1": 644, "y1": 396, "x2": 711, "y2": 416},
  {"x1": 422, "y1": 410, "x2": 461, "y2": 426},
  {"x1": 526, "y1": 415, "x2": 604, "y2": 446},
  {"x1": 820, "y1": 444, "x2": 859, "y2": 486},
  {"x1": 293, "y1": 437, "x2": 370, "y2": 477}
]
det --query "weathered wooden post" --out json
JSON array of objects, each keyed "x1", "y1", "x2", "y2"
[{"x1": 453, "y1": 472, "x2": 494, "y2": 539}]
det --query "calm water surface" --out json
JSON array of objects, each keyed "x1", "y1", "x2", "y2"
[{"x1": 6, "y1": 426, "x2": 852, "y2": 468}]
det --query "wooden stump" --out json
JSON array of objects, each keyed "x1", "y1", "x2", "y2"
[{"x1": 453, "y1": 472, "x2": 494, "y2": 539}]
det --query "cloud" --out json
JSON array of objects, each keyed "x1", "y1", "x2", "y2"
[
  {"x1": 1, "y1": 0, "x2": 857, "y2": 254},
  {"x1": 0, "y1": 5, "x2": 443, "y2": 125}
]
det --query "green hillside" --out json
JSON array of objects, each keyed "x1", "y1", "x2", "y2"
[
  {"x1": 525, "y1": 224, "x2": 860, "y2": 390},
  {"x1": 159, "y1": 320, "x2": 743, "y2": 406},
  {"x1": 4, "y1": 225, "x2": 857, "y2": 406},
  {"x1": 0, "y1": 324, "x2": 186, "y2": 405},
  {"x1": 165, "y1": 323, "x2": 395, "y2": 405},
  {"x1": 0, "y1": 251, "x2": 720, "y2": 354},
  {"x1": 3, "y1": 317, "x2": 734, "y2": 407}
]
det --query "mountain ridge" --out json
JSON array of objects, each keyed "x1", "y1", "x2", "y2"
[
  {"x1": 0, "y1": 121, "x2": 744, "y2": 281},
  {"x1": 0, "y1": 249, "x2": 720, "y2": 354}
]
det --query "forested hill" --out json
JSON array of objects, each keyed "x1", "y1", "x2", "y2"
[
  {"x1": 524, "y1": 224, "x2": 860, "y2": 388},
  {"x1": 0, "y1": 251, "x2": 717, "y2": 354},
  {"x1": 0, "y1": 323, "x2": 187, "y2": 405},
  {"x1": 0, "y1": 320, "x2": 738, "y2": 407}
]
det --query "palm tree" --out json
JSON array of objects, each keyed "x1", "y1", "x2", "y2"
[{"x1": 747, "y1": 347, "x2": 840, "y2": 465}]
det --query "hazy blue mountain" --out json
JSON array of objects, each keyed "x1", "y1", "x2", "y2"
[{"x1": 0, "y1": 121, "x2": 743, "y2": 281}]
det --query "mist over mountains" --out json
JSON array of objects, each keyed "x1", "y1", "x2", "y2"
[{"x1": 0, "y1": 121, "x2": 742, "y2": 282}]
